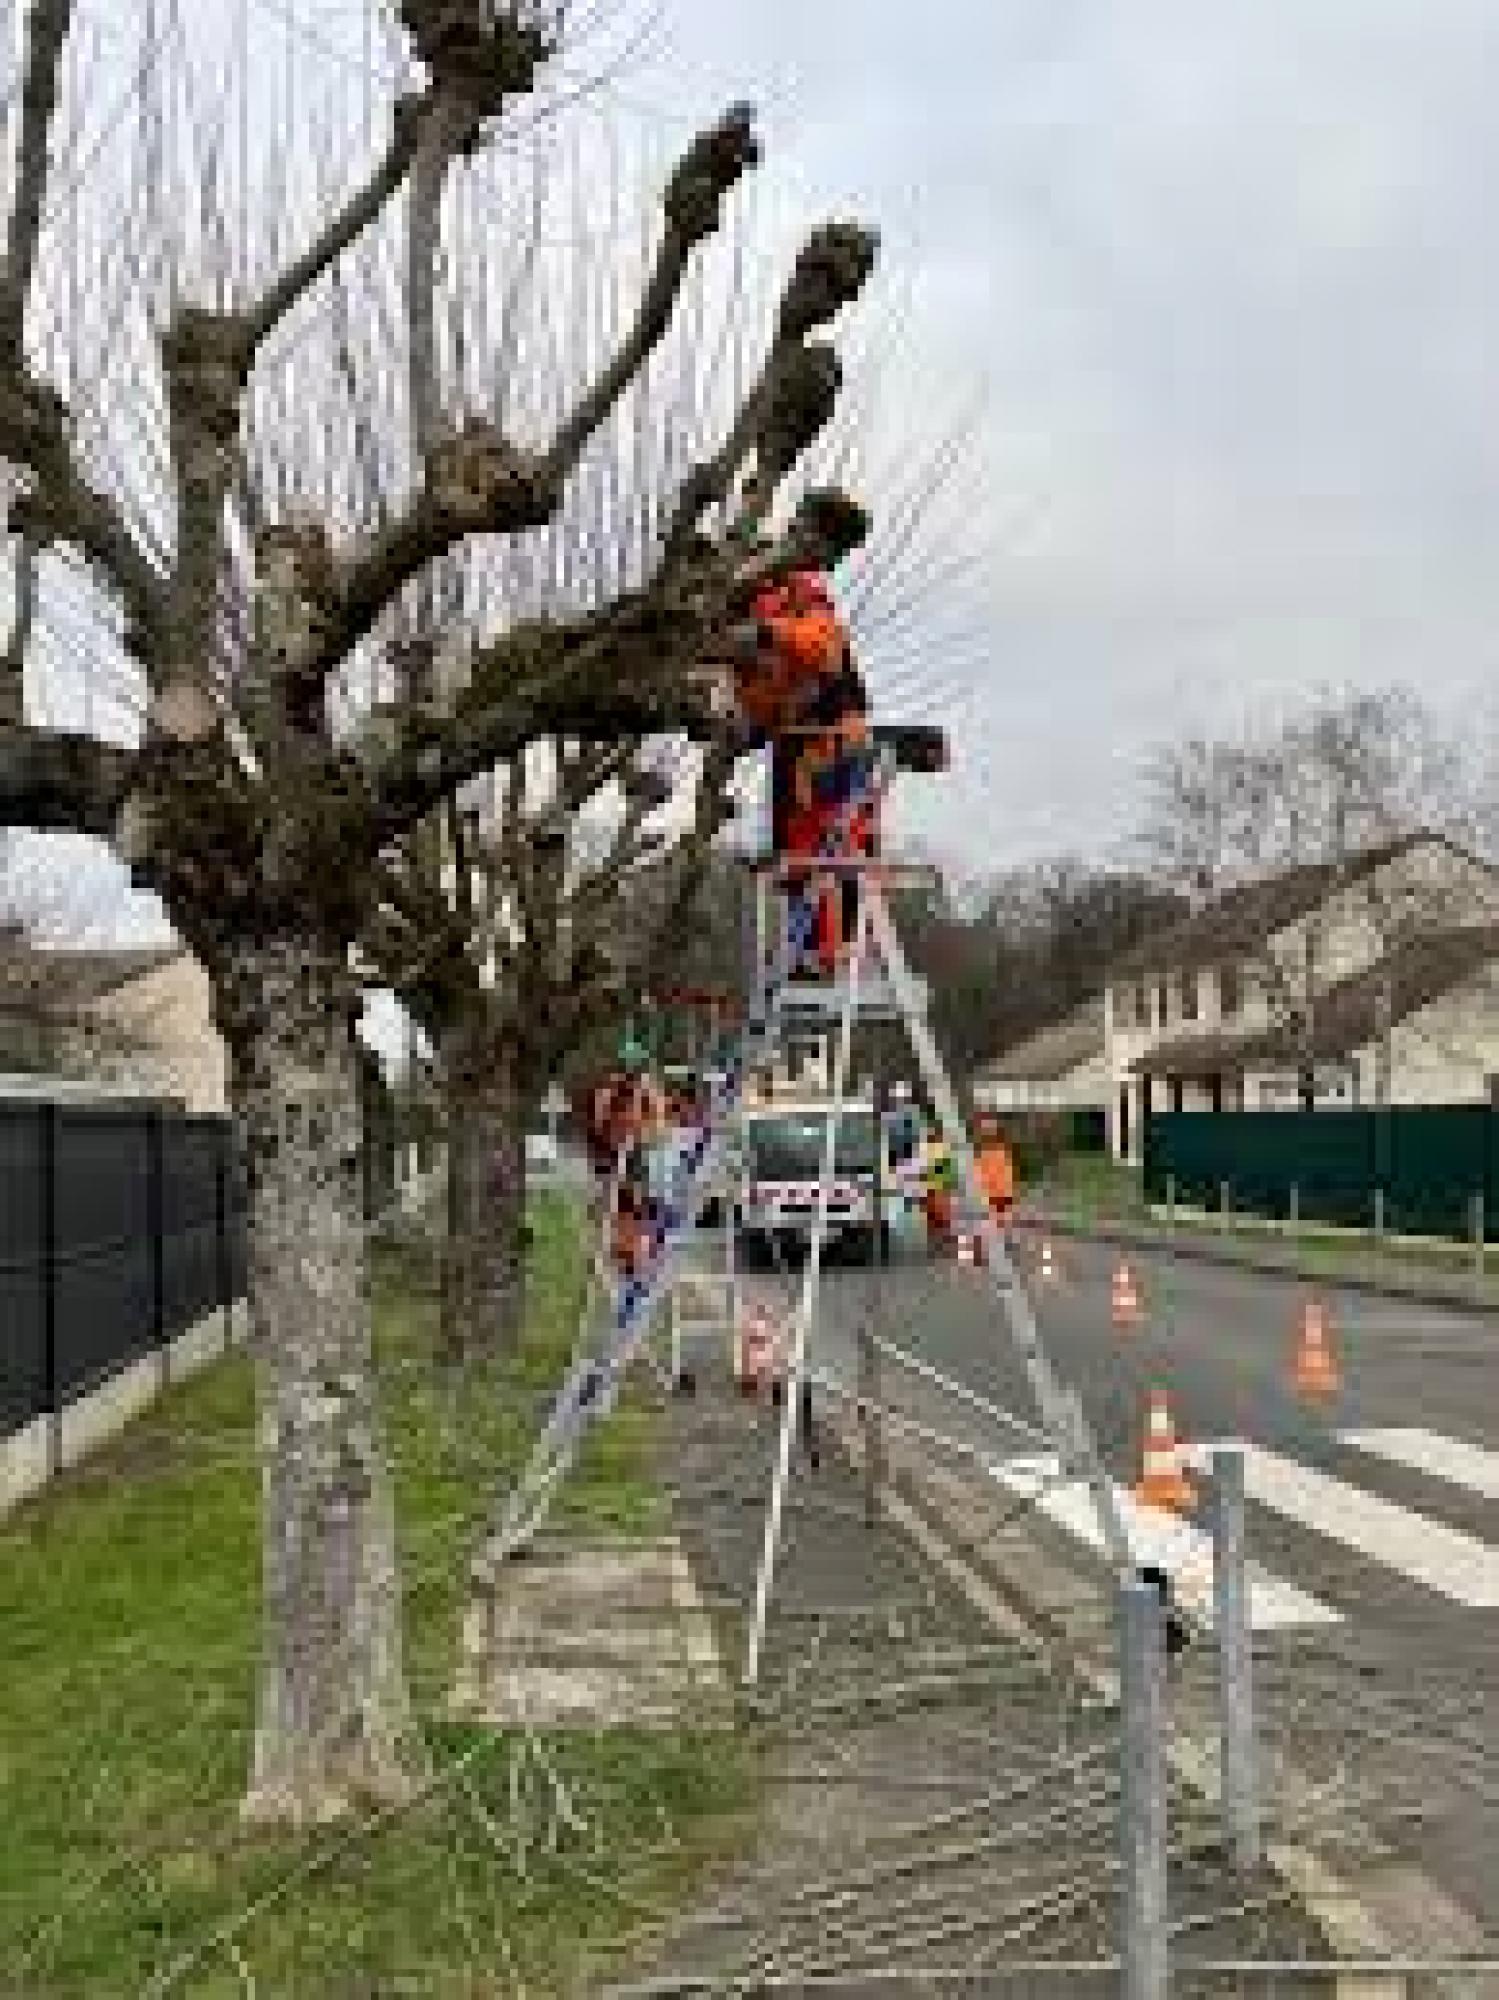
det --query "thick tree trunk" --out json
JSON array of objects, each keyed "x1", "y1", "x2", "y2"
[{"x1": 228, "y1": 940, "x2": 421, "y2": 1827}]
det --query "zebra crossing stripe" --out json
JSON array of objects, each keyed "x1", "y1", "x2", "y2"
[
  {"x1": 1187, "y1": 1440, "x2": 1499, "y2": 1611},
  {"x1": 1339, "y1": 1427, "x2": 1499, "y2": 1503},
  {"x1": 986, "y1": 1454, "x2": 1342, "y2": 1632}
]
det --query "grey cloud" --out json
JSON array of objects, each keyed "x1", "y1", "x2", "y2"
[{"x1": 649, "y1": 0, "x2": 1499, "y2": 871}]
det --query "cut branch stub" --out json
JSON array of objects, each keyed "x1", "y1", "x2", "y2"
[
  {"x1": 163, "y1": 308, "x2": 254, "y2": 443},
  {"x1": 158, "y1": 309, "x2": 256, "y2": 743},
  {"x1": 255, "y1": 518, "x2": 341, "y2": 739},
  {"x1": 776, "y1": 223, "x2": 881, "y2": 343},
  {"x1": 779, "y1": 487, "x2": 871, "y2": 570},
  {"x1": 397, "y1": 1, "x2": 557, "y2": 119},
  {"x1": 427, "y1": 416, "x2": 552, "y2": 531},
  {"x1": 754, "y1": 340, "x2": 842, "y2": 488},
  {"x1": 664, "y1": 104, "x2": 760, "y2": 245}
]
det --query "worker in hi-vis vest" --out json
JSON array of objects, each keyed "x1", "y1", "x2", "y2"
[{"x1": 974, "y1": 1115, "x2": 1016, "y2": 1222}]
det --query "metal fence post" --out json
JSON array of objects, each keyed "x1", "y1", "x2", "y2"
[
  {"x1": 40, "y1": 1102, "x2": 60, "y2": 1478},
  {"x1": 1372, "y1": 1185, "x2": 1386, "y2": 1259},
  {"x1": 1211, "y1": 1449, "x2": 1260, "y2": 1871},
  {"x1": 1119, "y1": 1574, "x2": 1169, "y2": 2000},
  {"x1": 1165, "y1": 1173, "x2": 1176, "y2": 1231},
  {"x1": 1472, "y1": 1189, "x2": 1485, "y2": 1288},
  {"x1": 1219, "y1": 1178, "x2": 1231, "y2": 1235},
  {"x1": 149, "y1": 1109, "x2": 168, "y2": 1392},
  {"x1": 217, "y1": 1124, "x2": 233, "y2": 1353},
  {"x1": 1288, "y1": 1180, "x2": 1299, "y2": 1234}
]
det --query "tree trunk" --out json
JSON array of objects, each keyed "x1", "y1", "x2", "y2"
[
  {"x1": 474, "y1": 1046, "x2": 529, "y2": 1354},
  {"x1": 229, "y1": 940, "x2": 421, "y2": 1827},
  {"x1": 438, "y1": 1039, "x2": 483, "y2": 1364},
  {"x1": 436, "y1": 1018, "x2": 530, "y2": 1361}
]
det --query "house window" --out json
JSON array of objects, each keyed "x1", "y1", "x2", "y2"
[
  {"x1": 1218, "y1": 963, "x2": 1240, "y2": 1018},
  {"x1": 1179, "y1": 970, "x2": 1199, "y2": 1022}
]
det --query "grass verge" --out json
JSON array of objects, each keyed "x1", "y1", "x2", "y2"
[
  {"x1": 0, "y1": 1192, "x2": 755, "y2": 1997},
  {"x1": 1025, "y1": 1151, "x2": 1498, "y2": 1300}
]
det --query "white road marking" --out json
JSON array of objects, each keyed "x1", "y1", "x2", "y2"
[
  {"x1": 986, "y1": 1453, "x2": 1342, "y2": 1632},
  {"x1": 1339, "y1": 1426, "x2": 1499, "y2": 1503},
  {"x1": 1185, "y1": 1440, "x2": 1499, "y2": 1610}
]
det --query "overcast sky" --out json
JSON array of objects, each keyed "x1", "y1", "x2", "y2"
[
  {"x1": 10, "y1": 0, "x2": 1499, "y2": 964},
  {"x1": 626, "y1": 0, "x2": 1499, "y2": 872}
]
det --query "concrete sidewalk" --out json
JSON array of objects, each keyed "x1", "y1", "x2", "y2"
[{"x1": 605, "y1": 1361, "x2": 1332, "y2": 1995}]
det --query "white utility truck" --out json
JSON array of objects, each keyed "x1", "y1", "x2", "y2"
[{"x1": 734, "y1": 1094, "x2": 906, "y2": 1264}]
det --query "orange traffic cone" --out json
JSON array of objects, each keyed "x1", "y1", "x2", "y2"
[
  {"x1": 1111, "y1": 1260, "x2": 1143, "y2": 1331},
  {"x1": 1134, "y1": 1389, "x2": 1197, "y2": 1515},
  {"x1": 1291, "y1": 1297, "x2": 1341, "y2": 1399}
]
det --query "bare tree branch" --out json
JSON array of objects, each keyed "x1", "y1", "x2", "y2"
[
  {"x1": 2, "y1": 377, "x2": 165, "y2": 660},
  {"x1": 308, "y1": 104, "x2": 764, "y2": 683},
  {"x1": 0, "y1": 536, "x2": 40, "y2": 720},
  {"x1": 245, "y1": 95, "x2": 430, "y2": 351},
  {"x1": 0, "y1": 0, "x2": 76, "y2": 370},
  {"x1": 0, "y1": 723, "x2": 136, "y2": 838},
  {"x1": 539, "y1": 104, "x2": 760, "y2": 481}
]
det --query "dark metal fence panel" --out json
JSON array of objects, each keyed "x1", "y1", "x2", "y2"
[
  {"x1": 52, "y1": 1107, "x2": 155, "y2": 1401},
  {"x1": 1384, "y1": 1106, "x2": 1488, "y2": 1239},
  {"x1": 0, "y1": 1106, "x2": 46, "y2": 1437},
  {"x1": 162, "y1": 1117, "x2": 225, "y2": 1336},
  {"x1": 1147, "y1": 1104, "x2": 1499, "y2": 1242},
  {"x1": 225, "y1": 1124, "x2": 249, "y2": 1301},
  {"x1": 0, "y1": 1101, "x2": 250, "y2": 1437}
]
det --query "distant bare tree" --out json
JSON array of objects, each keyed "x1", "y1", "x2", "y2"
[{"x1": 1137, "y1": 684, "x2": 1498, "y2": 1106}]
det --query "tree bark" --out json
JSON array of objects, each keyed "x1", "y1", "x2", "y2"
[
  {"x1": 435, "y1": 1013, "x2": 531, "y2": 1361},
  {"x1": 229, "y1": 939, "x2": 420, "y2": 1827},
  {"x1": 438, "y1": 1038, "x2": 482, "y2": 1365},
  {"x1": 475, "y1": 1047, "x2": 530, "y2": 1354}
]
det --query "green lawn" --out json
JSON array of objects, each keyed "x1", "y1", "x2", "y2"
[
  {"x1": 1145, "y1": 1200, "x2": 1497, "y2": 1295},
  {"x1": 0, "y1": 1194, "x2": 754, "y2": 1997},
  {"x1": 1023, "y1": 1148, "x2": 1149, "y2": 1221}
]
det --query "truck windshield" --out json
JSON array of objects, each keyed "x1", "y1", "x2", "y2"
[{"x1": 748, "y1": 1111, "x2": 877, "y2": 1179}]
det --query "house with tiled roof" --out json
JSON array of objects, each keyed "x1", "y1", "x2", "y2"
[
  {"x1": 972, "y1": 997, "x2": 1107, "y2": 1115},
  {"x1": 1104, "y1": 831, "x2": 1499, "y2": 1161},
  {"x1": 0, "y1": 922, "x2": 228, "y2": 1113}
]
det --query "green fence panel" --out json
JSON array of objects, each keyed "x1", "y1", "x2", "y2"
[
  {"x1": 1147, "y1": 1105, "x2": 1499, "y2": 1242},
  {"x1": 1147, "y1": 1110, "x2": 1372, "y2": 1226},
  {"x1": 1382, "y1": 1106, "x2": 1487, "y2": 1240}
]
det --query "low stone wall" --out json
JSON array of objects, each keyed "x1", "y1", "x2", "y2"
[{"x1": 0, "y1": 1296, "x2": 250, "y2": 1518}]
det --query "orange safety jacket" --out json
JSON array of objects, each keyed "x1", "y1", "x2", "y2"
[
  {"x1": 734, "y1": 573, "x2": 848, "y2": 736},
  {"x1": 976, "y1": 1142, "x2": 1015, "y2": 1210}
]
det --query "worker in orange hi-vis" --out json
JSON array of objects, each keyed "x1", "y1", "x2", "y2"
[
  {"x1": 596, "y1": 1040, "x2": 669, "y2": 1278},
  {"x1": 730, "y1": 567, "x2": 875, "y2": 978},
  {"x1": 974, "y1": 1115, "x2": 1016, "y2": 1224}
]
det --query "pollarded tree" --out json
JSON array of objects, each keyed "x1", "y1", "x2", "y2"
[{"x1": 0, "y1": 0, "x2": 875, "y2": 1826}]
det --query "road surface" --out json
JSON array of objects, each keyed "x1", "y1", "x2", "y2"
[{"x1": 760, "y1": 1227, "x2": 1499, "y2": 1948}]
